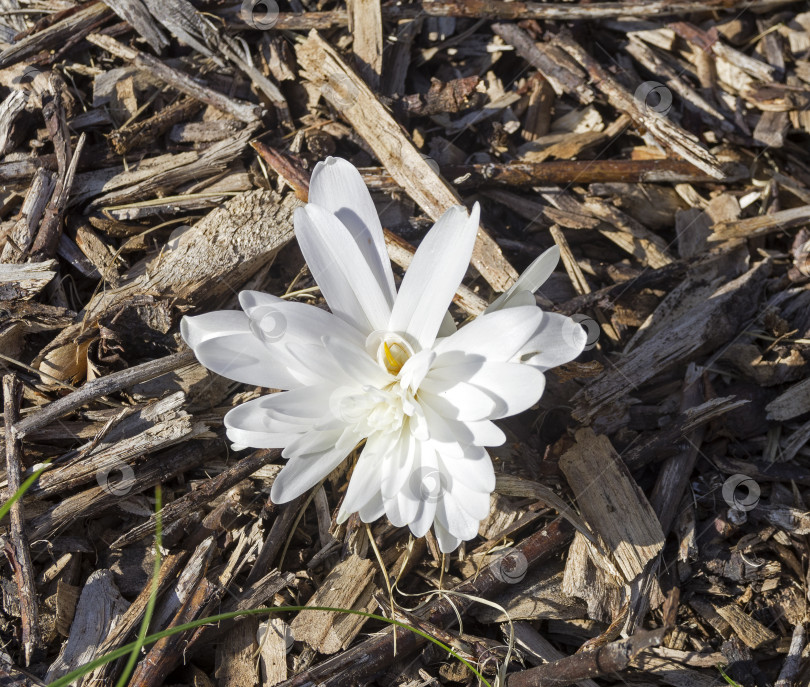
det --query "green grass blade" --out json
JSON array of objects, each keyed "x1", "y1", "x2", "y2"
[
  {"x1": 47, "y1": 605, "x2": 491, "y2": 687},
  {"x1": 0, "y1": 459, "x2": 52, "y2": 523}
]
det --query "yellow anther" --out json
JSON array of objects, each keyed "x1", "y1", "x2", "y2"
[{"x1": 383, "y1": 341, "x2": 401, "y2": 372}]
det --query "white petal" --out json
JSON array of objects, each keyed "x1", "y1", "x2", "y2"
[
  {"x1": 224, "y1": 390, "x2": 343, "y2": 448},
  {"x1": 463, "y1": 420, "x2": 506, "y2": 447},
  {"x1": 283, "y1": 426, "x2": 347, "y2": 459},
  {"x1": 323, "y1": 336, "x2": 392, "y2": 388},
  {"x1": 485, "y1": 246, "x2": 559, "y2": 313},
  {"x1": 419, "y1": 386, "x2": 496, "y2": 423},
  {"x1": 240, "y1": 291, "x2": 366, "y2": 349},
  {"x1": 409, "y1": 498, "x2": 437, "y2": 539},
  {"x1": 436, "y1": 491, "x2": 480, "y2": 541},
  {"x1": 398, "y1": 349, "x2": 435, "y2": 392},
  {"x1": 419, "y1": 402, "x2": 505, "y2": 447},
  {"x1": 270, "y1": 429, "x2": 360, "y2": 503},
  {"x1": 340, "y1": 431, "x2": 397, "y2": 517},
  {"x1": 182, "y1": 312, "x2": 306, "y2": 390},
  {"x1": 385, "y1": 489, "x2": 419, "y2": 527},
  {"x1": 518, "y1": 312, "x2": 587, "y2": 371},
  {"x1": 433, "y1": 519, "x2": 463, "y2": 553},
  {"x1": 421, "y1": 360, "x2": 546, "y2": 420},
  {"x1": 381, "y1": 433, "x2": 416, "y2": 500},
  {"x1": 407, "y1": 443, "x2": 440, "y2": 538},
  {"x1": 294, "y1": 203, "x2": 392, "y2": 333},
  {"x1": 308, "y1": 157, "x2": 397, "y2": 302},
  {"x1": 436, "y1": 444, "x2": 495, "y2": 493},
  {"x1": 388, "y1": 203, "x2": 480, "y2": 348},
  {"x1": 447, "y1": 481, "x2": 492, "y2": 520},
  {"x1": 434, "y1": 305, "x2": 543, "y2": 363},
  {"x1": 359, "y1": 490, "x2": 386, "y2": 522},
  {"x1": 181, "y1": 310, "x2": 249, "y2": 348}
]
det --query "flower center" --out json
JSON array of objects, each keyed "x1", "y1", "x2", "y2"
[
  {"x1": 330, "y1": 385, "x2": 410, "y2": 435},
  {"x1": 366, "y1": 331, "x2": 415, "y2": 376}
]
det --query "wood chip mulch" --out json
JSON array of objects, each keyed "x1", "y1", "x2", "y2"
[{"x1": 1, "y1": 1, "x2": 809, "y2": 686}]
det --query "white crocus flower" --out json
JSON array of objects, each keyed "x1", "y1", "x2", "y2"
[{"x1": 181, "y1": 157, "x2": 586, "y2": 553}]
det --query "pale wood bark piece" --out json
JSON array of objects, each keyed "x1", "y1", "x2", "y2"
[
  {"x1": 562, "y1": 531, "x2": 625, "y2": 624},
  {"x1": 1, "y1": 168, "x2": 55, "y2": 262},
  {"x1": 83, "y1": 550, "x2": 193, "y2": 685},
  {"x1": 290, "y1": 553, "x2": 376, "y2": 654},
  {"x1": 258, "y1": 619, "x2": 292, "y2": 686},
  {"x1": 710, "y1": 204, "x2": 810, "y2": 241},
  {"x1": 713, "y1": 603, "x2": 778, "y2": 650},
  {"x1": 0, "y1": 89, "x2": 25, "y2": 155},
  {"x1": 581, "y1": 198, "x2": 675, "y2": 269},
  {"x1": 422, "y1": 0, "x2": 789, "y2": 20},
  {"x1": 33, "y1": 391, "x2": 206, "y2": 497},
  {"x1": 86, "y1": 33, "x2": 261, "y2": 123},
  {"x1": 44, "y1": 570, "x2": 129, "y2": 685},
  {"x1": 625, "y1": 37, "x2": 731, "y2": 131},
  {"x1": 36, "y1": 188, "x2": 298, "y2": 384},
  {"x1": 560, "y1": 428, "x2": 665, "y2": 582},
  {"x1": 28, "y1": 436, "x2": 222, "y2": 541},
  {"x1": 88, "y1": 127, "x2": 254, "y2": 209},
  {"x1": 348, "y1": 0, "x2": 383, "y2": 91},
  {"x1": 296, "y1": 30, "x2": 518, "y2": 292},
  {"x1": 0, "y1": 261, "x2": 56, "y2": 300},
  {"x1": 216, "y1": 618, "x2": 260, "y2": 687},
  {"x1": 775, "y1": 622, "x2": 806, "y2": 687},
  {"x1": 766, "y1": 377, "x2": 810, "y2": 421},
  {"x1": 12, "y1": 350, "x2": 194, "y2": 439}
]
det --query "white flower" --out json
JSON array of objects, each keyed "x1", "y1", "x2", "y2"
[{"x1": 181, "y1": 157, "x2": 587, "y2": 552}]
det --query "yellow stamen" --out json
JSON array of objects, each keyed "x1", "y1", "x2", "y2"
[{"x1": 383, "y1": 341, "x2": 401, "y2": 373}]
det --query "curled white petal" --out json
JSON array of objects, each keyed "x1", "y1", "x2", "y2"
[{"x1": 485, "y1": 245, "x2": 560, "y2": 313}]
